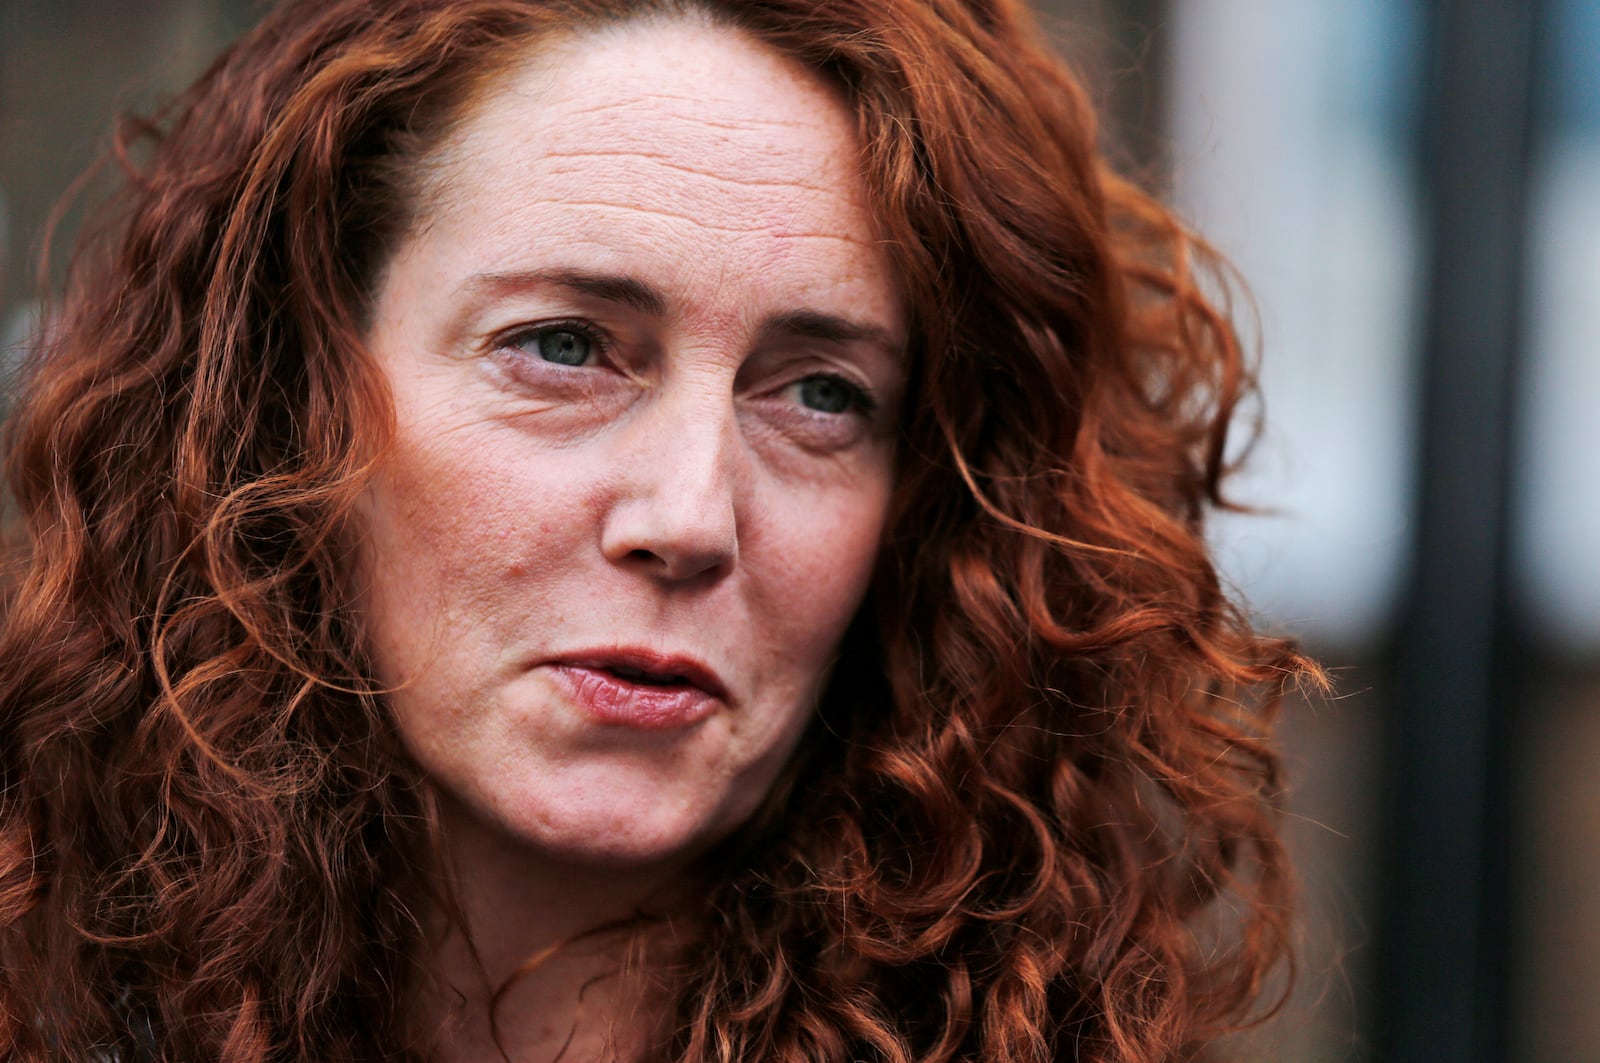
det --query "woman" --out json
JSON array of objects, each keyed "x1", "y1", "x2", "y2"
[{"x1": 0, "y1": 1, "x2": 1318, "y2": 1060}]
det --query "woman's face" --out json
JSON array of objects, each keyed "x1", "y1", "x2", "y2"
[{"x1": 360, "y1": 17, "x2": 904, "y2": 873}]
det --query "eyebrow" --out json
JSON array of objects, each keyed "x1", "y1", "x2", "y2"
[
  {"x1": 756, "y1": 309, "x2": 899, "y2": 356},
  {"x1": 467, "y1": 267, "x2": 668, "y2": 317},
  {"x1": 466, "y1": 267, "x2": 900, "y2": 356}
]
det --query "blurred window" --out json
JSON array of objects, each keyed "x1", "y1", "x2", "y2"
[
  {"x1": 1512, "y1": 0, "x2": 1600, "y2": 653},
  {"x1": 1168, "y1": 0, "x2": 1424, "y2": 650}
]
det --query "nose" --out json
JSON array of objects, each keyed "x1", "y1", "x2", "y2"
[{"x1": 599, "y1": 380, "x2": 741, "y2": 583}]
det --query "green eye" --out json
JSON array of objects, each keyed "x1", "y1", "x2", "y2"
[
  {"x1": 536, "y1": 328, "x2": 593, "y2": 366},
  {"x1": 797, "y1": 375, "x2": 857, "y2": 414}
]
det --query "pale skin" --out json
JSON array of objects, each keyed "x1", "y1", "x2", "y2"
[{"x1": 359, "y1": 15, "x2": 905, "y2": 1061}]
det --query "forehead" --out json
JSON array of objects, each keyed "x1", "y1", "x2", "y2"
[
  {"x1": 379, "y1": 13, "x2": 904, "y2": 345},
  {"x1": 412, "y1": 16, "x2": 885, "y2": 268},
  {"x1": 459, "y1": 15, "x2": 853, "y2": 170}
]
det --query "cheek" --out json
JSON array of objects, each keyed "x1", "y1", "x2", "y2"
[
  {"x1": 357, "y1": 431, "x2": 564, "y2": 674},
  {"x1": 754, "y1": 472, "x2": 892, "y2": 658}
]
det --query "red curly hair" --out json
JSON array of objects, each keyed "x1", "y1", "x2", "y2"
[{"x1": 0, "y1": 1, "x2": 1318, "y2": 1060}]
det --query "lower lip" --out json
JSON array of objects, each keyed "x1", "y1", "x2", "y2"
[{"x1": 550, "y1": 665, "x2": 720, "y2": 729}]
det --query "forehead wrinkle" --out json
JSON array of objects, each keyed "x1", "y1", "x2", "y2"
[
  {"x1": 440, "y1": 109, "x2": 856, "y2": 214},
  {"x1": 529, "y1": 109, "x2": 854, "y2": 183},
  {"x1": 508, "y1": 199, "x2": 877, "y2": 243},
  {"x1": 553, "y1": 91, "x2": 838, "y2": 134},
  {"x1": 522, "y1": 58, "x2": 856, "y2": 156},
  {"x1": 538, "y1": 150, "x2": 841, "y2": 194}
]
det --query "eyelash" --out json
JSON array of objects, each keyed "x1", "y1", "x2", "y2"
[
  {"x1": 497, "y1": 319, "x2": 610, "y2": 365},
  {"x1": 493, "y1": 319, "x2": 879, "y2": 418},
  {"x1": 790, "y1": 373, "x2": 877, "y2": 418}
]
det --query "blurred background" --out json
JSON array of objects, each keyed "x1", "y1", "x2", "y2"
[{"x1": 1, "y1": 1, "x2": 1594, "y2": 1060}]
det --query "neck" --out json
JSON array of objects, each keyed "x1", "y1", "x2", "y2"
[{"x1": 414, "y1": 800, "x2": 691, "y2": 1063}]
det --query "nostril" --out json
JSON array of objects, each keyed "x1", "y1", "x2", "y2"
[
  {"x1": 598, "y1": 452, "x2": 741, "y2": 580},
  {"x1": 622, "y1": 541, "x2": 735, "y2": 582}
]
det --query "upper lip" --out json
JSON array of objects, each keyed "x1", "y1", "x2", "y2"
[{"x1": 552, "y1": 647, "x2": 731, "y2": 701}]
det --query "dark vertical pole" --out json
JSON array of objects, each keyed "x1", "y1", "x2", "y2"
[{"x1": 1379, "y1": 1, "x2": 1543, "y2": 1061}]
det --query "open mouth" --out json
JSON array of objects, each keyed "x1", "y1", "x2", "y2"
[
  {"x1": 553, "y1": 649, "x2": 729, "y2": 702},
  {"x1": 550, "y1": 653, "x2": 726, "y2": 729},
  {"x1": 604, "y1": 665, "x2": 691, "y2": 687}
]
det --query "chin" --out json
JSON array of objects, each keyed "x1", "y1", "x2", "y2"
[{"x1": 493, "y1": 798, "x2": 749, "y2": 876}]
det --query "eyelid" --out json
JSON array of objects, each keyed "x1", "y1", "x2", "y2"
[
  {"x1": 493, "y1": 317, "x2": 613, "y2": 362},
  {"x1": 794, "y1": 371, "x2": 878, "y2": 416},
  {"x1": 771, "y1": 359, "x2": 880, "y2": 407}
]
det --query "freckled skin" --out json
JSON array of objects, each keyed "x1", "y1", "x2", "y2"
[{"x1": 359, "y1": 17, "x2": 905, "y2": 888}]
